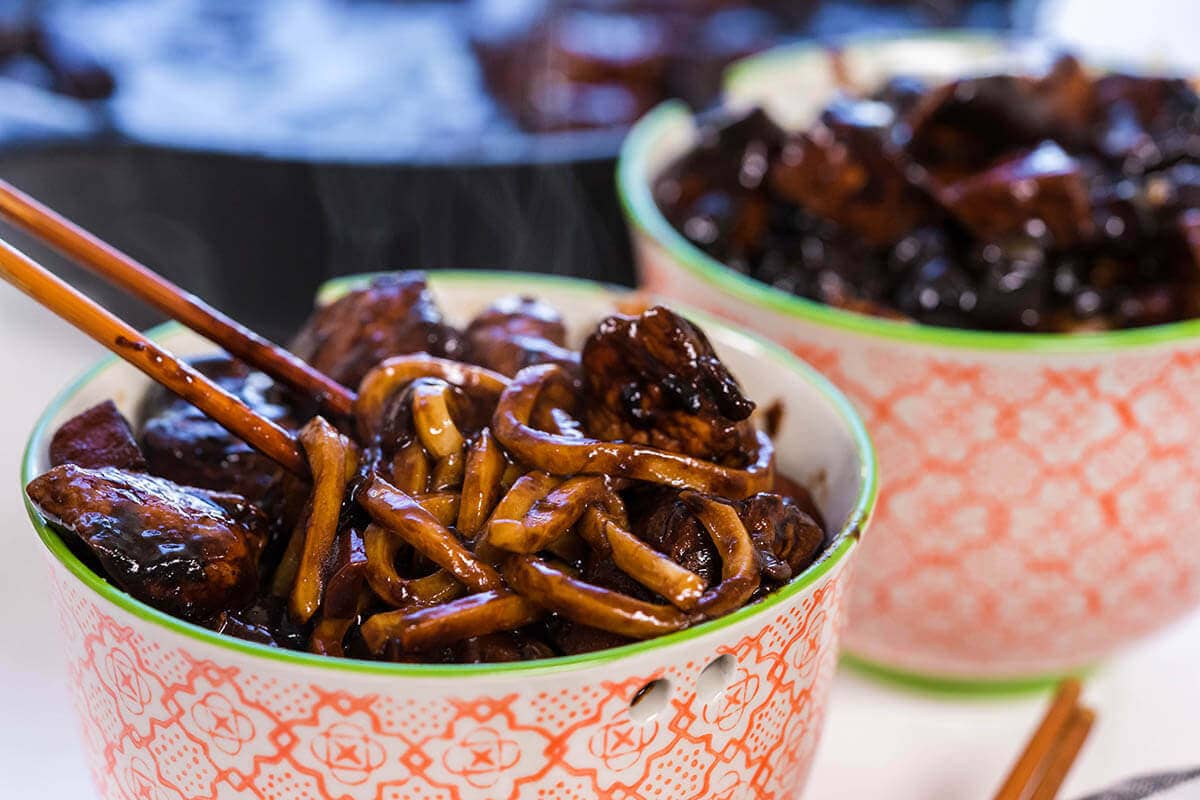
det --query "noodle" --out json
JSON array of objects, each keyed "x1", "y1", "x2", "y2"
[{"x1": 493, "y1": 364, "x2": 775, "y2": 499}]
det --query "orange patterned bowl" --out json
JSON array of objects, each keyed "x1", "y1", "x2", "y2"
[
  {"x1": 22, "y1": 272, "x2": 876, "y2": 800},
  {"x1": 618, "y1": 33, "x2": 1200, "y2": 688}
]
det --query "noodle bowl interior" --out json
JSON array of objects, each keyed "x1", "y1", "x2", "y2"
[{"x1": 26, "y1": 273, "x2": 829, "y2": 664}]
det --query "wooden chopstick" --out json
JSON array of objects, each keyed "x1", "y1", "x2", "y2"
[
  {"x1": 1028, "y1": 708, "x2": 1096, "y2": 800},
  {"x1": 992, "y1": 679, "x2": 1096, "y2": 800},
  {"x1": 0, "y1": 178, "x2": 356, "y2": 417},
  {"x1": 0, "y1": 235, "x2": 308, "y2": 478}
]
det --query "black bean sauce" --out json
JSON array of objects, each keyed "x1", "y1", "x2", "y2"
[{"x1": 654, "y1": 55, "x2": 1200, "y2": 332}]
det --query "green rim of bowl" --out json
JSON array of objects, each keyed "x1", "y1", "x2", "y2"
[
  {"x1": 840, "y1": 653, "x2": 1093, "y2": 697},
  {"x1": 616, "y1": 41, "x2": 1200, "y2": 354},
  {"x1": 723, "y1": 29, "x2": 1021, "y2": 92},
  {"x1": 21, "y1": 270, "x2": 878, "y2": 679}
]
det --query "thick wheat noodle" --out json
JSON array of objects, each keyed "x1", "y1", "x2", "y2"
[
  {"x1": 488, "y1": 475, "x2": 612, "y2": 554},
  {"x1": 457, "y1": 429, "x2": 507, "y2": 537},
  {"x1": 310, "y1": 617, "x2": 356, "y2": 657},
  {"x1": 391, "y1": 439, "x2": 430, "y2": 494},
  {"x1": 579, "y1": 507, "x2": 707, "y2": 612},
  {"x1": 544, "y1": 528, "x2": 585, "y2": 563},
  {"x1": 492, "y1": 364, "x2": 775, "y2": 498},
  {"x1": 430, "y1": 447, "x2": 465, "y2": 491},
  {"x1": 362, "y1": 463, "x2": 458, "y2": 609},
  {"x1": 363, "y1": 524, "x2": 467, "y2": 608},
  {"x1": 545, "y1": 406, "x2": 587, "y2": 439},
  {"x1": 363, "y1": 522, "x2": 413, "y2": 606},
  {"x1": 528, "y1": 372, "x2": 584, "y2": 434},
  {"x1": 360, "y1": 474, "x2": 505, "y2": 592},
  {"x1": 525, "y1": 369, "x2": 591, "y2": 445},
  {"x1": 479, "y1": 470, "x2": 563, "y2": 560},
  {"x1": 413, "y1": 491, "x2": 460, "y2": 527},
  {"x1": 500, "y1": 461, "x2": 525, "y2": 488},
  {"x1": 411, "y1": 379, "x2": 466, "y2": 458},
  {"x1": 485, "y1": 471, "x2": 562, "y2": 525},
  {"x1": 322, "y1": 529, "x2": 369, "y2": 618},
  {"x1": 409, "y1": 571, "x2": 464, "y2": 604},
  {"x1": 289, "y1": 418, "x2": 359, "y2": 624},
  {"x1": 360, "y1": 590, "x2": 543, "y2": 654},
  {"x1": 310, "y1": 584, "x2": 371, "y2": 657},
  {"x1": 503, "y1": 555, "x2": 695, "y2": 639},
  {"x1": 682, "y1": 491, "x2": 763, "y2": 618},
  {"x1": 355, "y1": 355, "x2": 507, "y2": 439},
  {"x1": 270, "y1": 504, "x2": 310, "y2": 597}
]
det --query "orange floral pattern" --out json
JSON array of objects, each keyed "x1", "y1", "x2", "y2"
[
  {"x1": 642, "y1": 247, "x2": 1200, "y2": 679},
  {"x1": 45, "y1": 551, "x2": 848, "y2": 800}
]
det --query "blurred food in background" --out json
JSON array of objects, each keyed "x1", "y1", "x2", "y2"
[
  {"x1": 472, "y1": 0, "x2": 1011, "y2": 132},
  {"x1": 2, "y1": 0, "x2": 1014, "y2": 150},
  {"x1": 469, "y1": 0, "x2": 820, "y2": 133},
  {"x1": 0, "y1": 14, "x2": 114, "y2": 100},
  {"x1": 654, "y1": 53, "x2": 1200, "y2": 332},
  {"x1": 0, "y1": 0, "x2": 1013, "y2": 339}
]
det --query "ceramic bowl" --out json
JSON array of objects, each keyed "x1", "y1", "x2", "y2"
[
  {"x1": 22, "y1": 271, "x2": 875, "y2": 800},
  {"x1": 617, "y1": 33, "x2": 1200, "y2": 688}
]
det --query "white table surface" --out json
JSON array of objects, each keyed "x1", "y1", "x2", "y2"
[{"x1": 1, "y1": 279, "x2": 1198, "y2": 800}]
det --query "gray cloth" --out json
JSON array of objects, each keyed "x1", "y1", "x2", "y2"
[{"x1": 1077, "y1": 768, "x2": 1200, "y2": 799}]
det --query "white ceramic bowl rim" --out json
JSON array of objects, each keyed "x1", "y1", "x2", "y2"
[
  {"x1": 616, "y1": 30, "x2": 1200, "y2": 354},
  {"x1": 21, "y1": 270, "x2": 877, "y2": 678}
]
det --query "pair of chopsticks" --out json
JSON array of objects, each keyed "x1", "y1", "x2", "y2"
[
  {"x1": 992, "y1": 679, "x2": 1096, "y2": 800},
  {"x1": 0, "y1": 178, "x2": 359, "y2": 478}
]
